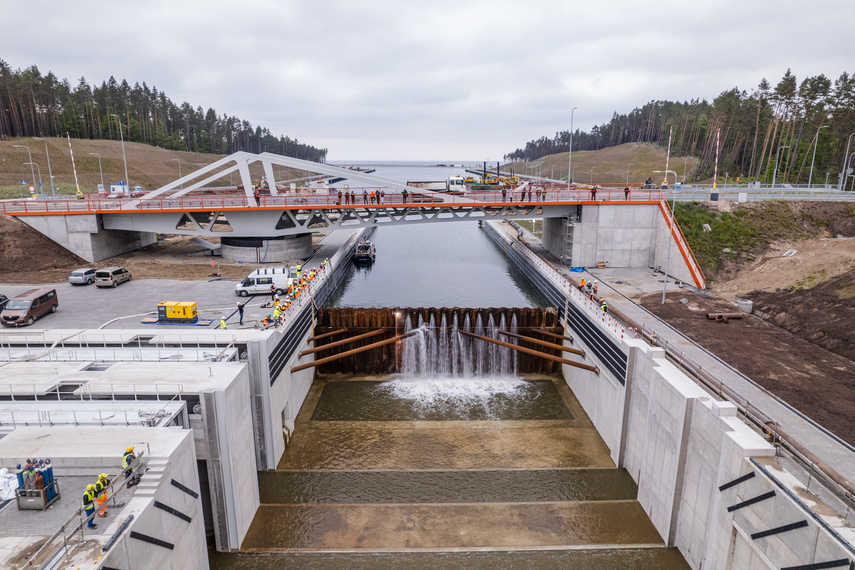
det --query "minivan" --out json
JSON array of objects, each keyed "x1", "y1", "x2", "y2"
[
  {"x1": 1, "y1": 288, "x2": 58, "y2": 326},
  {"x1": 234, "y1": 266, "x2": 298, "y2": 297},
  {"x1": 95, "y1": 267, "x2": 132, "y2": 288}
]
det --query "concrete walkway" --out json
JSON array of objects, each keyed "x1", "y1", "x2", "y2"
[{"x1": 496, "y1": 221, "x2": 855, "y2": 490}]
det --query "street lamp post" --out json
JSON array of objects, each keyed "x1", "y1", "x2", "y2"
[
  {"x1": 626, "y1": 163, "x2": 634, "y2": 186},
  {"x1": 842, "y1": 132, "x2": 855, "y2": 191},
  {"x1": 173, "y1": 158, "x2": 182, "y2": 189},
  {"x1": 89, "y1": 153, "x2": 104, "y2": 192},
  {"x1": 33, "y1": 138, "x2": 54, "y2": 197},
  {"x1": 772, "y1": 146, "x2": 790, "y2": 187},
  {"x1": 808, "y1": 125, "x2": 829, "y2": 187},
  {"x1": 13, "y1": 145, "x2": 35, "y2": 195},
  {"x1": 110, "y1": 114, "x2": 130, "y2": 191},
  {"x1": 24, "y1": 162, "x2": 42, "y2": 196},
  {"x1": 568, "y1": 107, "x2": 578, "y2": 188},
  {"x1": 654, "y1": 170, "x2": 678, "y2": 304},
  {"x1": 847, "y1": 152, "x2": 855, "y2": 192}
]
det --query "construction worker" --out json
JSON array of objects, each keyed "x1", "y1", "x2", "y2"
[
  {"x1": 579, "y1": 278, "x2": 586, "y2": 290},
  {"x1": 122, "y1": 447, "x2": 136, "y2": 480},
  {"x1": 323, "y1": 258, "x2": 329, "y2": 270},
  {"x1": 600, "y1": 299, "x2": 609, "y2": 313},
  {"x1": 262, "y1": 314, "x2": 273, "y2": 327},
  {"x1": 273, "y1": 305, "x2": 282, "y2": 324},
  {"x1": 83, "y1": 484, "x2": 98, "y2": 528},
  {"x1": 593, "y1": 281, "x2": 599, "y2": 295},
  {"x1": 237, "y1": 302, "x2": 245, "y2": 325},
  {"x1": 219, "y1": 317, "x2": 227, "y2": 330},
  {"x1": 95, "y1": 473, "x2": 110, "y2": 517},
  {"x1": 270, "y1": 284, "x2": 276, "y2": 301},
  {"x1": 296, "y1": 264, "x2": 302, "y2": 276}
]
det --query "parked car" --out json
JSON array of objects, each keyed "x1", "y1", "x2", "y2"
[
  {"x1": 0, "y1": 294, "x2": 8, "y2": 311},
  {"x1": 1, "y1": 288, "x2": 58, "y2": 326},
  {"x1": 69, "y1": 268, "x2": 97, "y2": 285},
  {"x1": 95, "y1": 267, "x2": 132, "y2": 288}
]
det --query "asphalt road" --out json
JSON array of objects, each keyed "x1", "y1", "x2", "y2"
[{"x1": 0, "y1": 277, "x2": 270, "y2": 330}]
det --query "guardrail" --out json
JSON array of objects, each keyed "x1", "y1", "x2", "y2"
[
  {"x1": 22, "y1": 452, "x2": 147, "y2": 569},
  {"x1": 0, "y1": 186, "x2": 666, "y2": 216}
]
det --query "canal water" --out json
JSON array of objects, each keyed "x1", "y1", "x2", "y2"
[{"x1": 209, "y1": 167, "x2": 688, "y2": 569}]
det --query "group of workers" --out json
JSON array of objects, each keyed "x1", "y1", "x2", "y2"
[
  {"x1": 82, "y1": 472, "x2": 112, "y2": 529},
  {"x1": 260, "y1": 260, "x2": 328, "y2": 329},
  {"x1": 579, "y1": 278, "x2": 609, "y2": 313}
]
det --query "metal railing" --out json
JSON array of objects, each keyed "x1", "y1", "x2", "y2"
[
  {"x1": 0, "y1": 186, "x2": 666, "y2": 216},
  {"x1": 22, "y1": 452, "x2": 147, "y2": 569}
]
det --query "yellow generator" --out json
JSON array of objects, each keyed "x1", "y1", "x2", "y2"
[{"x1": 157, "y1": 302, "x2": 198, "y2": 323}]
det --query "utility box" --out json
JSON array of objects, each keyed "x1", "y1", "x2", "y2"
[{"x1": 158, "y1": 302, "x2": 198, "y2": 323}]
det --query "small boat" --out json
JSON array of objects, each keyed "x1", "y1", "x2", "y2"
[{"x1": 354, "y1": 240, "x2": 376, "y2": 264}]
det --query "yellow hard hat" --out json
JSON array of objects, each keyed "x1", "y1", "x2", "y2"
[
  {"x1": 126, "y1": 446, "x2": 134, "y2": 453},
  {"x1": 87, "y1": 484, "x2": 96, "y2": 490},
  {"x1": 100, "y1": 473, "x2": 108, "y2": 479}
]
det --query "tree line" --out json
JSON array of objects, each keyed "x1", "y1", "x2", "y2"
[
  {"x1": 506, "y1": 69, "x2": 855, "y2": 186},
  {"x1": 0, "y1": 60, "x2": 328, "y2": 162}
]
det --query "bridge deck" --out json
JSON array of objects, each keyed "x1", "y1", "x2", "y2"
[{"x1": 1, "y1": 188, "x2": 664, "y2": 216}]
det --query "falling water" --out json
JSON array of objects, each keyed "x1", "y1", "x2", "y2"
[{"x1": 400, "y1": 310, "x2": 518, "y2": 378}]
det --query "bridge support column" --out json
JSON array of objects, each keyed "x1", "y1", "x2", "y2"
[
  {"x1": 17, "y1": 214, "x2": 156, "y2": 262},
  {"x1": 220, "y1": 234, "x2": 312, "y2": 263}
]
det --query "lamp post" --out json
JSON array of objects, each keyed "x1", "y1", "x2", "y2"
[
  {"x1": 13, "y1": 145, "x2": 35, "y2": 194},
  {"x1": 654, "y1": 170, "x2": 678, "y2": 304},
  {"x1": 568, "y1": 107, "x2": 577, "y2": 188},
  {"x1": 24, "y1": 162, "x2": 42, "y2": 196},
  {"x1": 173, "y1": 158, "x2": 182, "y2": 189},
  {"x1": 683, "y1": 156, "x2": 689, "y2": 183},
  {"x1": 808, "y1": 125, "x2": 829, "y2": 187},
  {"x1": 842, "y1": 132, "x2": 855, "y2": 191},
  {"x1": 33, "y1": 138, "x2": 54, "y2": 197},
  {"x1": 772, "y1": 145, "x2": 789, "y2": 187},
  {"x1": 110, "y1": 114, "x2": 130, "y2": 191},
  {"x1": 89, "y1": 153, "x2": 104, "y2": 193},
  {"x1": 847, "y1": 152, "x2": 855, "y2": 192},
  {"x1": 626, "y1": 163, "x2": 634, "y2": 186}
]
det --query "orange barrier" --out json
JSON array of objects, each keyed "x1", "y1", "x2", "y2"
[{"x1": 658, "y1": 200, "x2": 706, "y2": 289}]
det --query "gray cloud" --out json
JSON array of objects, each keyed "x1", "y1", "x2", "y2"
[{"x1": 4, "y1": 0, "x2": 851, "y2": 160}]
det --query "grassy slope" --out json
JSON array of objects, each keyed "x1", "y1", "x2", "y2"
[
  {"x1": 0, "y1": 138, "x2": 307, "y2": 198},
  {"x1": 503, "y1": 142, "x2": 698, "y2": 186}
]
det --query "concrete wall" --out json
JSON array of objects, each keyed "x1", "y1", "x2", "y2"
[
  {"x1": 541, "y1": 217, "x2": 565, "y2": 261},
  {"x1": 200, "y1": 368, "x2": 259, "y2": 550},
  {"x1": 652, "y1": 213, "x2": 695, "y2": 285},
  {"x1": 19, "y1": 214, "x2": 156, "y2": 262}
]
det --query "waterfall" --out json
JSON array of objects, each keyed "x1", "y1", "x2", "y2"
[{"x1": 399, "y1": 310, "x2": 517, "y2": 378}]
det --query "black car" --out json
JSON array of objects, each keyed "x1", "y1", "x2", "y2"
[{"x1": 0, "y1": 294, "x2": 7, "y2": 311}]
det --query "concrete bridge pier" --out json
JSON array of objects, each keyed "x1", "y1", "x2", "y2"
[
  {"x1": 19, "y1": 213, "x2": 157, "y2": 263},
  {"x1": 220, "y1": 234, "x2": 313, "y2": 263}
]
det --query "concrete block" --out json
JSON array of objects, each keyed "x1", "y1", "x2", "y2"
[{"x1": 712, "y1": 401, "x2": 738, "y2": 417}]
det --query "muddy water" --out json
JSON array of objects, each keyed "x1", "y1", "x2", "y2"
[{"x1": 211, "y1": 374, "x2": 689, "y2": 569}]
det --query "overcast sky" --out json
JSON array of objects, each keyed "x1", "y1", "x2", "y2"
[{"x1": 3, "y1": 0, "x2": 851, "y2": 160}]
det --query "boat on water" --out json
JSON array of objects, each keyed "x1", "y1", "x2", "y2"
[{"x1": 354, "y1": 240, "x2": 376, "y2": 264}]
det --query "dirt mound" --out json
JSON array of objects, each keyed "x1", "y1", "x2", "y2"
[
  {"x1": 640, "y1": 291, "x2": 855, "y2": 445},
  {"x1": 747, "y1": 268, "x2": 855, "y2": 361},
  {"x1": 0, "y1": 214, "x2": 84, "y2": 282}
]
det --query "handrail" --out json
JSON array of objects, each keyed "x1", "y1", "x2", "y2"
[
  {"x1": 23, "y1": 451, "x2": 147, "y2": 569},
  {"x1": 0, "y1": 186, "x2": 665, "y2": 216},
  {"x1": 659, "y1": 200, "x2": 706, "y2": 289}
]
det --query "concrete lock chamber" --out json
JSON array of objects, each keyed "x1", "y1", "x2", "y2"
[{"x1": 220, "y1": 234, "x2": 312, "y2": 263}]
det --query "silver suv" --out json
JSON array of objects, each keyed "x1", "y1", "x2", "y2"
[
  {"x1": 69, "y1": 268, "x2": 97, "y2": 285},
  {"x1": 95, "y1": 267, "x2": 132, "y2": 288}
]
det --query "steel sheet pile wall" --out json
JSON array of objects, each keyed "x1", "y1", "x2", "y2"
[{"x1": 314, "y1": 307, "x2": 562, "y2": 374}]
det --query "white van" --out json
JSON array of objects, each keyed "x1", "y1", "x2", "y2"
[{"x1": 235, "y1": 266, "x2": 299, "y2": 297}]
